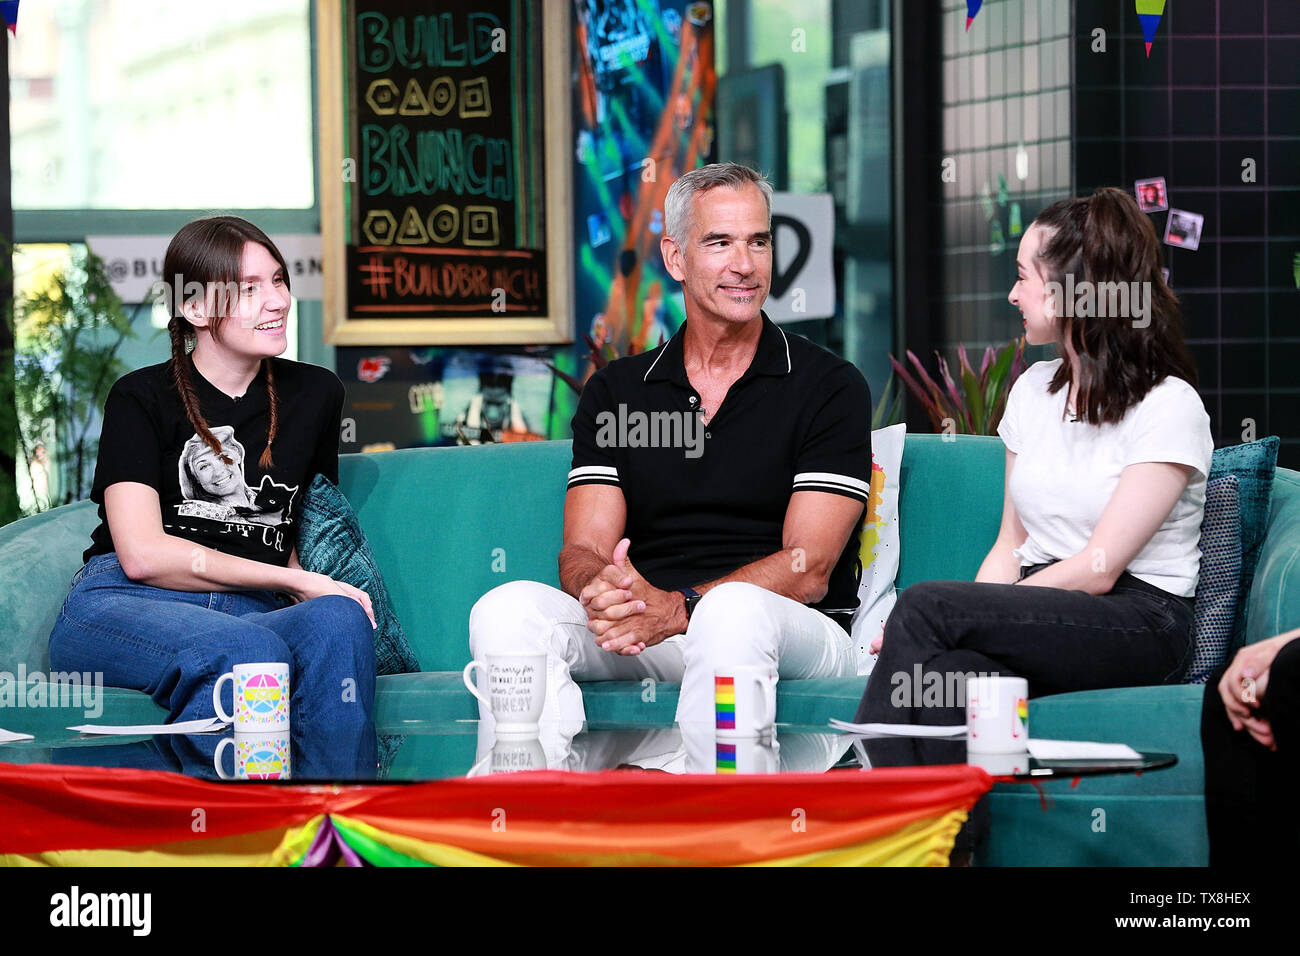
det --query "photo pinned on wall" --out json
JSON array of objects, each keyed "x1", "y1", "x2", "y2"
[
  {"x1": 1164, "y1": 209, "x2": 1204, "y2": 252},
  {"x1": 1134, "y1": 176, "x2": 1169, "y2": 213}
]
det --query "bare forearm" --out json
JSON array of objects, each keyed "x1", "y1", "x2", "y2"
[
  {"x1": 123, "y1": 535, "x2": 305, "y2": 593},
  {"x1": 697, "y1": 548, "x2": 830, "y2": 605},
  {"x1": 559, "y1": 543, "x2": 610, "y2": 599},
  {"x1": 1014, "y1": 552, "x2": 1112, "y2": 595},
  {"x1": 976, "y1": 540, "x2": 1023, "y2": 585}
]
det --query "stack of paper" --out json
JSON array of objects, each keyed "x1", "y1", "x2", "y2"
[
  {"x1": 828, "y1": 718, "x2": 967, "y2": 738},
  {"x1": 66, "y1": 716, "x2": 229, "y2": 736}
]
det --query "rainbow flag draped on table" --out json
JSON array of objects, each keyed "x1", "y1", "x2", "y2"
[{"x1": 0, "y1": 762, "x2": 991, "y2": 867}]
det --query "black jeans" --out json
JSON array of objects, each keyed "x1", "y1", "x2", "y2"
[
  {"x1": 855, "y1": 563, "x2": 1195, "y2": 726},
  {"x1": 854, "y1": 564, "x2": 1194, "y2": 858},
  {"x1": 1201, "y1": 637, "x2": 1300, "y2": 866}
]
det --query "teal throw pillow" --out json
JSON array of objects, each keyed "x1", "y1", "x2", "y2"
[
  {"x1": 1208, "y1": 436, "x2": 1279, "y2": 649},
  {"x1": 297, "y1": 475, "x2": 421, "y2": 676}
]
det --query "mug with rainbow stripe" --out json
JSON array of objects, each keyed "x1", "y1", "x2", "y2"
[
  {"x1": 965, "y1": 675, "x2": 1029, "y2": 754},
  {"x1": 213, "y1": 662, "x2": 290, "y2": 732},
  {"x1": 714, "y1": 665, "x2": 778, "y2": 738}
]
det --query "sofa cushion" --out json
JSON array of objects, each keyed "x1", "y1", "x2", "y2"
[
  {"x1": 0, "y1": 500, "x2": 99, "y2": 672},
  {"x1": 1247, "y1": 469, "x2": 1300, "y2": 644},
  {"x1": 337, "y1": 442, "x2": 571, "y2": 672},
  {"x1": 1185, "y1": 475, "x2": 1243, "y2": 683},
  {"x1": 1209, "y1": 437, "x2": 1279, "y2": 648},
  {"x1": 297, "y1": 475, "x2": 421, "y2": 676},
  {"x1": 981, "y1": 684, "x2": 1211, "y2": 866}
]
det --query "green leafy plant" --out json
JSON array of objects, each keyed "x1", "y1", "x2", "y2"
[
  {"x1": 871, "y1": 373, "x2": 904, "y2": 430},
  {"x1": 890, "y1": 336, "x2": 1027, "y2": 436},
  {"x1": 6, "y1": 249, "x2": 140, "y2": 512}
]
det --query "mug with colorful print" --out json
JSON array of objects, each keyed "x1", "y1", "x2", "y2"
[
  {"x1": 214, "y1": 732, "x2": 291, "y2": 780},
  {"x1": 213, "y1": 661, "x2": 290, "y2": 732},
  {"x1": 714, "y1": 665, "x2": 778, "y2": 739}
]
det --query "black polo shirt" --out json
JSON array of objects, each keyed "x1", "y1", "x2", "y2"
[{"x1": 568, "y1": 313, "x2": 872, "y2": 614}]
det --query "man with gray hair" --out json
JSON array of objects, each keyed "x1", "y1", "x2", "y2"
[{"x1": 470, "y1": 162, "x2": 872, "y2": 768}]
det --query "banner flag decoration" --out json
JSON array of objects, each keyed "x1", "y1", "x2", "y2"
[
  {"x1": 966, "y1": 0, "x2": 983, "y2": 32},
  {"x1": 0, "y1": 1, "x2": 18, "y2": 34},
  {"x1": 0, "y1": 762, "x2": 993, "y2": 867},
  {"x1": 1136, "y1": 0, "x2": 1166, "y2": 58}
]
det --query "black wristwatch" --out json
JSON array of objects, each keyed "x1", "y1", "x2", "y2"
[{"x1": 677, "y1": 587, "x2": 701, "y2": 619}]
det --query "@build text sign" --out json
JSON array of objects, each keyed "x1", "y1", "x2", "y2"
[{"x1": 86, "y1": 235, "x2": 324, "y2": 304}]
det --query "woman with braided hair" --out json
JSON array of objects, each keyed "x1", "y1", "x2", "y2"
[{"x1": 49, "y1": 216, "x2": 378, "y2": 777}]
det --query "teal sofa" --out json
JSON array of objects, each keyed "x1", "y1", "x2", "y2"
[{"x1": 2, "y1": 434, "x2": 1297, "y2": 865}]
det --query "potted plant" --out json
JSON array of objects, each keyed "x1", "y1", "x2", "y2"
[{"x1": 891, "y1": 336, "x2": 1027, "y2": 436}]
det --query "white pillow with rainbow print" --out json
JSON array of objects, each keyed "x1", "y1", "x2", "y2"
[{"x1": 850, "y1": 423, "x2": 905, "y2": 676}]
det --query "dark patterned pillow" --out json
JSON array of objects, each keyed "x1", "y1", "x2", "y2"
[
  {"x1": 1185, "y1": 475, "x2": 1242, "y2": 683},
  {"x1": 1208, "y1": 437, "x2": 1278, "y2": 649},
  {"x1": 297, "y1": 475, "x2": 420, "y2": 676}
]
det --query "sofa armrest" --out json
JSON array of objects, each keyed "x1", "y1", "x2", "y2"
[
  {"x1": 1244, "y1": 468, "x2": 1300, "y2": 646},
  {"x1": 0, "y1": 501, "x2": 98, "y2": 672}
]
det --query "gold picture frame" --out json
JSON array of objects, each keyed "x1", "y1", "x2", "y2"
[{"x1": 317, "y1": 0, "x2": 572, "y2": 345}]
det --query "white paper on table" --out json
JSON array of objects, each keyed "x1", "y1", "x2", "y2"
[
  {"x1": 67, "y1": 716, "x2": 229, "y2": 736},
  {"x1": 0, "y1": 728, "x2": 35, "y2": 743},
  {"x1": 828, "y1": 718, "x2": 967, "y2": 738},
  {"x1": 1027, "y1": 739, "x2": 1142, "y2": 760}
]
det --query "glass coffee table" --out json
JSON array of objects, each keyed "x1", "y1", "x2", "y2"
[
  {"x1": 0, "y1": 719, "x2": 1175, "y2": 867},
  {"x1": 0, "y1": 718, "x2": 1175, "y2": 783}
]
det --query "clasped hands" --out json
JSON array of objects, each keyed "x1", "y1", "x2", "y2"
[
  {"x1": 579, "y1": 538, "x2": 685, "y2": 656},
  {"x1": 1218, "y1": 633, "x2": 1296, "y2": 751}
]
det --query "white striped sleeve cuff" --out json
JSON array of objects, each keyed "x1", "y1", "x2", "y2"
[
  {"x1": 792, "y1": 471, "x2": 871, "y2": 502},
  {"x1": 568, "y1": 465, "x2": 621, "y2": 488}
]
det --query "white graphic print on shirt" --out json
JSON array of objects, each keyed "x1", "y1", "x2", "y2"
[{"x1": 174, "y1": 425, "x2": 298, "y2": 528}]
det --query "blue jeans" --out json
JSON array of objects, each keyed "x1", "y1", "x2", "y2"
[{"x1": 48, "y1": 553, "x2": 378, "y2": 779}]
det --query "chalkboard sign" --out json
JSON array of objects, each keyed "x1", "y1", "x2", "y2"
[{"x1": 319, "y1": 0, "x2": 572, "y2": 344}]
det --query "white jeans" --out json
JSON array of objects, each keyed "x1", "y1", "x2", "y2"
[{"x1": 468, "y1": 579, "x2": 855, "y2": 766}]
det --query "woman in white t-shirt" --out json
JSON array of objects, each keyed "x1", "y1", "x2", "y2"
[{"x1": 857, "y1": 187, "x2": 1213, "y2": 732}]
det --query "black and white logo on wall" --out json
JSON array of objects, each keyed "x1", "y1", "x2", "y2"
[{"x1": 765, "y1": 193, "x2": 835, "y2": 324}]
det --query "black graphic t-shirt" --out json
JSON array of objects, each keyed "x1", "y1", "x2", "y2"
[{"x1": 84, "y1": 355, "x2": 345, "y2": 567}]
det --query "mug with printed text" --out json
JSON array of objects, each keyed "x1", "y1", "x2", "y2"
[
  {"x1": 467, "y1": 734, "x2": 548, "y2": 777},
  {"x1": 462, "y1": 654, "x2": 547, "y2": 734},
  {"x1": 714, "y1": 665, "x2": 778, "y2": 738},
  {"x1": 213, "y1": 661, "x2": 290, "y2": 732}
]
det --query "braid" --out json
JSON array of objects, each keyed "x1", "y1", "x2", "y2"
[
  {"x1": 259, "y1": 358, "x2": 278, "y2": 470},
  {"x1": 168, "y1": 320, "x2": 231, "y2": 465}
]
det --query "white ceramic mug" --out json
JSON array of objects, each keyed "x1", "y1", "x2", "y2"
[
  {"x1": 715, "y1": 733, "x2": 781, "y2": 774},
  {"x1": 213, "y1": 661, "x2": 290, "y2": 732},
  {"x1": 966, "y1": 749, "x2": 1031, "y2": 777},
  {"x1": 714, "y1": 665, "x2": 778, "y2": 738},
  {"x1": 467, "y1": 734, "x2": 548, "y2": 777},
  {"x1": 214, "y1": 732, "x2": 291, "y2": 780},
  {"x1": 462, "y1": 653, "x2": 547, "y2": 734},
  {"x1": 966, "y1": 675, "x2": 1029, "y2": 754}
]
